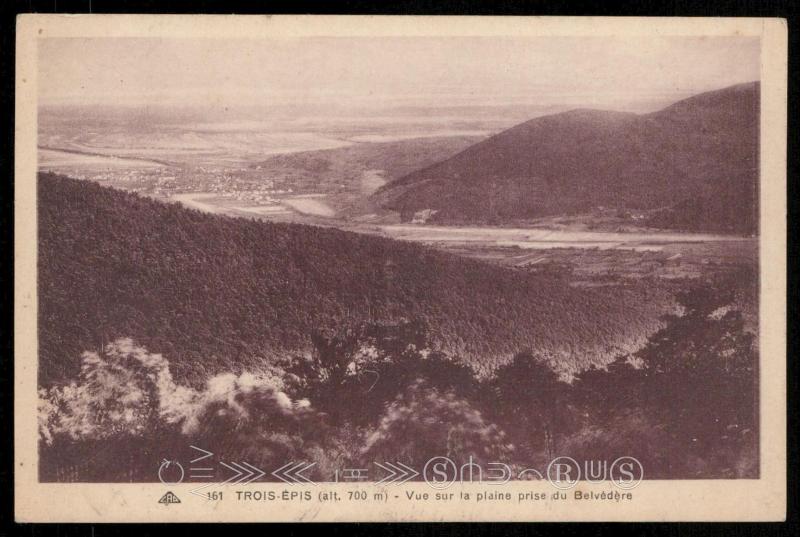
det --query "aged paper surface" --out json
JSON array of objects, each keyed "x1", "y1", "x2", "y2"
[{"x1": 15, "y1": 15, "x2": 786, "y2": 522}]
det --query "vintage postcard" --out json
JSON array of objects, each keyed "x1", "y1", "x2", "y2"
[{"x1": 15, "y1": 15, "x2": 787, "y2": 522}]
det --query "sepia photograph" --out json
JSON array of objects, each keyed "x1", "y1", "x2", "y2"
[{"x1": 13, "y1": 14, "x2": 787, "y2": 523}]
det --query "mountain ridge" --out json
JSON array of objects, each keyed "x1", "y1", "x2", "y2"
[{"x1": 374, "y1": 82, "x2": 759, "y2": 233}]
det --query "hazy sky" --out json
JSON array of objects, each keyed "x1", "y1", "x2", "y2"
[{"x1": 38, "y1": 36, "x2": 760, "y2": 111}]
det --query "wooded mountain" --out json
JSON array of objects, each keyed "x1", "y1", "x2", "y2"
[
  {"x1": 38, "y1": 173, "x2": 669, "y2": 386},
  {"x1": 374, "y1": 82, "x2": 759, "y2": 234}
]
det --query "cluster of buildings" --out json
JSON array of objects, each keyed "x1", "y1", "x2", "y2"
[{"x1": 42, "y1": 161, "x2": 297, "y2": 205}]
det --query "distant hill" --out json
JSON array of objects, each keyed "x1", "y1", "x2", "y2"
[
  {"x1": 38, "y1": 174, "x2": 670, "y2": 386},
  {"x1": 253, "y1": 135, "x2": 486, "y2": 187},
  {"x1": 375, "y1": 82, "x2": 759, "y2": 234},
  {"x1": 250, "y1": 134, "x2": 486, "y2": 216}
]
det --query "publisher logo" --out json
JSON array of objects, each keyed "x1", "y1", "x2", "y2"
[{"x1": 158, "y1": 491, "x2": 181, "y2": 505}]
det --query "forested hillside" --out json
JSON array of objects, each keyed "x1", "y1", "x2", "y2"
[
  {"x1": 38, "y1": 173, "x2": 669, "y2": 386},
  {"x1": 375, "y1": 82, "x2": 759, "y2": 234},
  {"x1": 40, "y1": 282, "x2": 757, "y2": 481}
]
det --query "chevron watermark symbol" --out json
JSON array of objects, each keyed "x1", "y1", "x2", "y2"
[
  {"x1": 374, "y1": 461, "x2": 419, "y2": 485},
  {"x1": 271, "y1": 461, "x2": 317, "y2": 485},
  {"x1": 219, "y1": 460, "x2": 266, "y2": 486}
]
